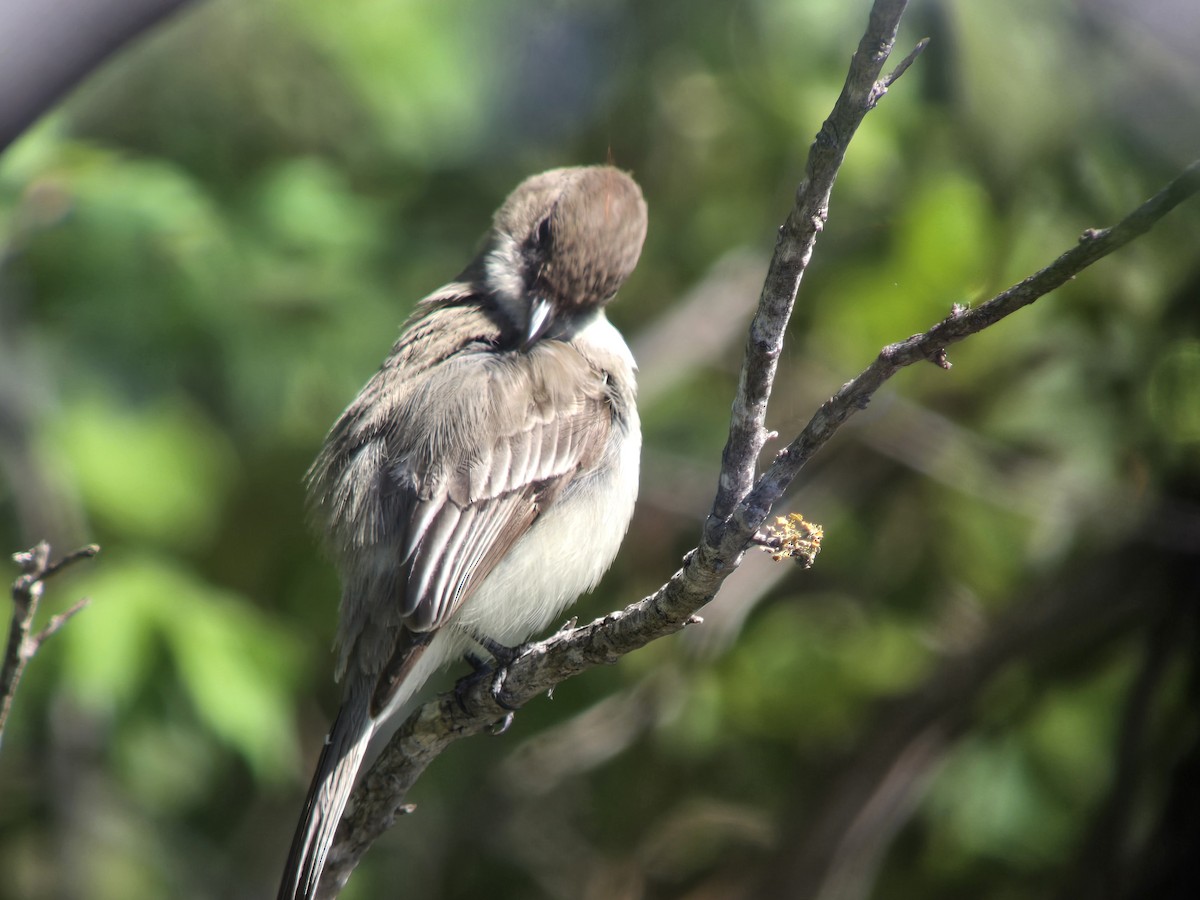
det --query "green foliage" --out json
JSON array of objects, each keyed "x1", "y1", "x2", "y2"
[
  {"x1": 51, "y1": 393, "x2": 235, "y2": 546},
  {"x1": 1, "y1": 0, "x2": 1197, "y2": 898},
  {"x1": 60, "y1": 552, "x2": 302, "y2": 780}
]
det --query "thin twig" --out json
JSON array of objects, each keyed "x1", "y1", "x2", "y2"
[
  {"x1": 878, "y1": 37, "x2": 929, "y2": 93},
  {"x1": 33, "y1": 595, "x2": 93, "y2": 645},
  {"x1": 41, "y1": 543, "x2": 102, "y2": 580},
  {"x1": 0, "y1": 541, "x2": 99, "y2": 745},
  {"x1": 705, "y1": 0, "x2": 916, "y2": 536}
]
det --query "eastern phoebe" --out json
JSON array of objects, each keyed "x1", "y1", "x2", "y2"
[{"x1": 278, "y1": 165, "x2": 648, "y2": 900}]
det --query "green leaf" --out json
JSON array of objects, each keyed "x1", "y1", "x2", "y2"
[
  {"x1": 61, "y1": 553, "x2": 302, "y2": 778},
  {"x1": 50, "y1": 393, "x2": 236, "y2": 548}
]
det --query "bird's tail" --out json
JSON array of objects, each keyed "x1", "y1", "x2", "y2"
[{"x1": 277, "y1": 686, "x2": 374, "y2": 900}]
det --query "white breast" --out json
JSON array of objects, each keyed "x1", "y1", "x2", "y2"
[{"x1": 451, "y1": 312, "x2": 640, "y2": 644}]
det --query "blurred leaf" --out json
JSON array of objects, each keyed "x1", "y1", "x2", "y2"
[
  {"x1": 815, "y1": 171, "x2": 993, "y2": 365},
  {"x1": 1148, "y1": 339, "x2": 1200, "y2": 450},
  {"x1": 118, "y1": 717, "x2": 222, "y2": 814},
  {"x1": 286, "y1": 0, "x2": 496, "y2": 163},
  {"x1": 254, "y1": 157, "x2": 382, "y2": 258},
  {"x1": 718, "y1": 600, "x2": 918, "y2": 743},
  {"x1": 61, "y1": 553, "x2": 302, "y2": 778},
  {"x1": 59, "y1": 558, "x2": 163, "y2": 712},
  {"x1": 163, "y1": 582, "x2": 302, "y2": 781},
  {"x1": 50, "y1": 393, "x2": 236, "y2": 547},
  {"x1": 839, "y1": 613, "x2": 930, "y2": 693},
  {"x1": 927, "y1": 735, "x2": 1073, "y2": 872},
  {"x1": 1024, "y1": 654, "x2": 1128, "y2": 806}
]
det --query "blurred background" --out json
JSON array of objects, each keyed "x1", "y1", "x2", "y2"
[{"x1": 2, "y1": 0, "x2": 1198, "y2": 898}]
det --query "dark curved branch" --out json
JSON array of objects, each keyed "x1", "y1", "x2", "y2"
[{"x1": 0, "y1": 0, "x2": 197, "y2": 153}]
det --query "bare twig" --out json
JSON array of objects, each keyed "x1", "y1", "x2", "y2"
[
  {"x1": 733, "y1": 157, "x2": 1200, "y2": 541},
  {"x1": 33, "y1": 595, "x2": 92, "y2": 645},
  {"x1": 878, "y1": 36, "x2": 929, "y2": 93},
  {"x1": 0, "y1": 541, "x2": 99, "y2": 745},
  {"x1": 1057, "y1": 611, "x2": 1181, "y2": 900},
  {"x1": 706, "y1": 0, "x2": 917, "y2": 534}
]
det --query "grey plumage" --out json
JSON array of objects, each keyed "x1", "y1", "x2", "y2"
[{"x1": 278, "y1": 166, "x2": 647, "y2": 900}]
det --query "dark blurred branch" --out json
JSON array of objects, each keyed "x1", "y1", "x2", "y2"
[
  {"x1": 1059, "y1": 614, "x2": 1179, "y2": 900},
  {"x1": 0, "y1": 0, "x2": 196, "y2": 153},
  {"x1": 315, "y1": 2, "x2": 1200, "y2": 895},
  {"x1": 1120, "y1": 595, "x2": 1200, "y2": 900},
  {"x1": 0, "y1": 542, "x2": 98, "y2": 746}
]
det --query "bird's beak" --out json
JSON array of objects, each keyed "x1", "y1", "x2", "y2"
[{"x1": 523, "y1": 297, "x2": 554, "y2": 349}]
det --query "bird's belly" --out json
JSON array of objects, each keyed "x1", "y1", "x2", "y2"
[{"x1": 451, "y1": 416, "x2": 641, "y2": 646}]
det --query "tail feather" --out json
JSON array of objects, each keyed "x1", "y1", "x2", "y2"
[
  {"x1": 279, "y1": 632, "x2": 437, "y2": 899},
  {"x1": 278, "y1": 690, "x2": 374, "y2": 900}
]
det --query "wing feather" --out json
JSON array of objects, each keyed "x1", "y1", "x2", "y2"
[
  {"x1": 405, "y1": 501, "x2": 460, "y2": 613},
  {"x1": 418, "y1": 504, "x2": 478, "y2": 628},
  {"x1": 486, "y1": 440, "x2": 513, "y2": 497},
  {"x1": 400, "y1": 344, "x2": 611, "y2": 632}
]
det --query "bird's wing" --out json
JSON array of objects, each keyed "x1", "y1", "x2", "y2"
[{"x1": 395, "y1": 339, "x2": 613, "y2": 632}]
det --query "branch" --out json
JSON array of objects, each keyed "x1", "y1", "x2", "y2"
[
  {"x1": 313, "y1": 1, "x2": 912, "y2": 893},
  {"x1": 733, "y1": 157, "x2": 1200, "y2": 541},
  {"x1": 0, "y1": 541, "x2": 99, "y2": 745},
  {"x1": 311, "y1": 7, "x2": 1200, "y2": 898},
  {"x1": 706, "y1": 0, "x2": 921, "y2": 531},
  {"x1": 0, "y1": 0, "x2": 196, "y2": 153}
]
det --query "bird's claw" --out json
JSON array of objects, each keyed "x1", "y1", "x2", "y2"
[
  {"x1": 476, "y1": 634, "x2": 522, "y2": 668},
  {"x1": 490, "y1": 666, "x2": 519, "y2": 712},
  {"x1": 454, "y1": 660, "x2": 493, "y2": 713},
  {"x1": 455, "y1": 642, "x2": 521, "y2": 715}
]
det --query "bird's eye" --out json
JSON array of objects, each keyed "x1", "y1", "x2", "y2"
[{"x1": 535, "y1": 215, "x2": 553, "y2": 248}]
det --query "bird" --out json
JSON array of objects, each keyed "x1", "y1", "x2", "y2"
[{"x1": 277, "y1": 165, "x2": 648, "y2": 900}]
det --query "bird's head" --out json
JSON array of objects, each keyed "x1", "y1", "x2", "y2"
[{"x1": 485, "y1": 165, "x2": 648, "y2": 347}]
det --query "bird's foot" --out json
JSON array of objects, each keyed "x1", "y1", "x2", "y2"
[
  {"x1": 479, "y1": 635, "x2": 523, "y2": 712},
  {"x1": 455, "y1": 638, "x2": 523, "y2": 715},
  {"x1": 454, "y1": 660, "x2": 493, "y2": 712},
  {"x1": 475, "y1": 634, "x2": 522, "y2": 668}
]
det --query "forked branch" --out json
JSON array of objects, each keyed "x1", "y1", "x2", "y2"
[{"x1": 0, "y1": 542, "x2": 99, "y2": 744}]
